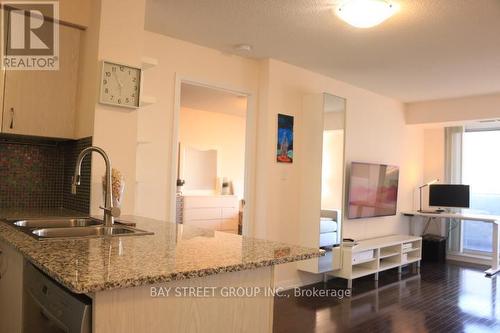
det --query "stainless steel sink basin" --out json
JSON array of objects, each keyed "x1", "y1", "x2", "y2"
[
  {"x1": 32, "y1": 225, "x2": 153, "y2": 240},
  {"x1": 14, "y1": 218, "x2": 102, "y2": 229},
  {"x1": 4, "y1": 217, "x2": 153, "y2": 240}
]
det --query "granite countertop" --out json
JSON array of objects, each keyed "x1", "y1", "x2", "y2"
[
  {"x1": 0, "y1": 207, "x2": 88, "y2": 219},
  {"x1": 0, "y1": 212, "x2": 322, "y2": 294}
]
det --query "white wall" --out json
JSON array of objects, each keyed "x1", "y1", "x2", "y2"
[
  {"x1": 71, "y1": 1, "x2": 429, "y2": 289},
  {"x1": 423, "y1": 128, "x2": 445, "y2": 183},
  {"x1": 135, "y1": 31, "x2": 260, "y2": 220},
  {"x1": 77, "y1": 3, "x2": 427, "y2": 288},
  {"x1": 255, "y1": 59, "x2": 424, "y2": 288},
  {"x1": 421, "y1": 128, "x2": 446, "y2": 213},
  {"x1": 179, "y1": 107, "x2": 246, "y2": 198},
  {"x1": 89, "y1": 0, "x2": 145, "y2": 215},
  {"x1": 134, "y1": 42, "x2": 425, "y2": 286},
  {"x1": 406, "y1": 92, "x2": 500, "y2": 125}
]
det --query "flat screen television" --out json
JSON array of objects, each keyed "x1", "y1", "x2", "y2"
[
  {"x1": 347, "y1": 162, "x2": 400, "y2": 219},
  {"x1": 429, "y1": 184, "x2": 470, "y2": 209}
]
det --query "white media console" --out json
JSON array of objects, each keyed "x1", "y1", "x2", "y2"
[{"x1": 330, "y1": 235, "x2": 422, "y2": 288}]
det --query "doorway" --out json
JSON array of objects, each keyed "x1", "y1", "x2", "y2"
[{"x1": 172, "y1": 81, "x2": 251, "y2": 235}]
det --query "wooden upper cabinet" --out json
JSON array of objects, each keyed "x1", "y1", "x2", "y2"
[{"x1": 1, "y1": 23, "x2": 81, "y2": 139}]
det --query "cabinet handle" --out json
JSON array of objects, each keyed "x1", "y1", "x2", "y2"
[{"x1": 9, "y1": 107, "x2": 14, "y2": 129}]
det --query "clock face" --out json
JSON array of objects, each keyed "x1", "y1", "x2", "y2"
[{"x1": 100, "y1": 61, "x2": 141, "y2": 108}]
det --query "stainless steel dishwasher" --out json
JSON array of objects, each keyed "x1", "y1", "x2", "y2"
[{"x1": 23, "y1": 262, "x2": 92, "y2": 333}]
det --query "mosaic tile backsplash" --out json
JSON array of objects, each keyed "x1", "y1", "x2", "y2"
[{"x1": 0, "y1": 135, "x2": 92, "y2": 212}]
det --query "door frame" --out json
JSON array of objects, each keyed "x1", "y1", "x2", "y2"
[{"x1": 170, "y1": 74, "x2": 257, "y2": 236}]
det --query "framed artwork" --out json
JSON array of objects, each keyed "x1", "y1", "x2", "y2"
[{"x1": 276, "y1": 113, "x2": 294, "y2": 163}]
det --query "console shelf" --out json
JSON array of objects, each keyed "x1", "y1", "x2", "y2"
[{"x1": 330, "y1": 234, "x2": 422, "y2": 288}]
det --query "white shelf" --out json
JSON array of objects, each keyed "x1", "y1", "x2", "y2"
[
  {"x1": 403, "y1": 247, "x2": 421, "y2": 253},
  {"x1": 137, "y1": 134, "x2": 153, "y2": 145},
  {"x1": 380, "y1": 260, "x2": 401, "y2": 271},
  {"x1": 141, "y1": 57, "x2": 158, "y2": 70},
  {"x1": 352, "y1": 266, "x2": 377, "y2": 279},
  {"x1": 140, "y1": 95, "x2": 157, "y2": 107},
  {"x1": 330, "y1": 234, "x2": 422, "y2": 288},
  {"x1": 380, "y1": 251, "x2": 400, "y2": 259},
  {"x1": 317, "y1": 252, "x2": 333, "y2": 273},
  {"x1": 404, "y1": 257, "x2": 422, "y2": 265},
  {"x1": 349, "y1": 235, "x2": 422, "y2": 252}
]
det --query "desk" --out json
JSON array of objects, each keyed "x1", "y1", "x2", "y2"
[{"x1": 402, "y1": 211, "x2": 500, "y2": 276}]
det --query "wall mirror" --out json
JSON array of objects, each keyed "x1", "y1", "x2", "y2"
[
  {"x1": 321, "y1": 94, "x2": 346, "y2": 245},
  {"x1": 298, "y1": 93, "x2": 346, "y2": 274}
]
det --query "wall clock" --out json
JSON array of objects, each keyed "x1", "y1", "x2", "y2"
[{"x1": 99, "y1": 60, "x2": 142, "y2": 108}]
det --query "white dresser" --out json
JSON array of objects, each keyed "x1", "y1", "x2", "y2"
[{"x1": 181, "y1": 195, "x2": 239, "y2": 233}]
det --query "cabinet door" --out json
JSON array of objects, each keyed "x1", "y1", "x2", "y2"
[
  {"x1": 0, "y1": 240, "x2": 24, "y2": 333},
  {"x1": 0, "y1": 65, "x2": 4, "y2": 133},
  {"x1": 0, "y1": 8, "x2": 4, "y2": 132},
  {"x1": 2, "y1": 24, "x2": 81, "y2": 138}
]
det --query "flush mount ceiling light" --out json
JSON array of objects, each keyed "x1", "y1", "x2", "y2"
[{"x1": 336, "y1": 0, "x2": 399, "y2": 28}]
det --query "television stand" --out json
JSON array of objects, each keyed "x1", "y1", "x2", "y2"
[{"x1": 330, "y1": 235, "x2": 422, "y2": 289}]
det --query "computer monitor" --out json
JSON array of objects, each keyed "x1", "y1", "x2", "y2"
[{"x1": 429, "y1": 184, "x2": 470, "y2": 209}]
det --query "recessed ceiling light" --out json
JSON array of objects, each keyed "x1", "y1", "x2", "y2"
[
  {"x1": 233, "y1": 44, "x2": 253, "y2": 52},
  {"x1": 336, "y1": 0, "x2": 399, "y2": 28}
]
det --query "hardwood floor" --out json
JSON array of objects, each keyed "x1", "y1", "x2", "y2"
[{"x1": 274, "y1": 261, "x2": 500, "y2": 333}]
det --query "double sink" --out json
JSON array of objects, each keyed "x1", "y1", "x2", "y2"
[{"x1": 6, "y1": 218, "x2": 153, "y2": 240}]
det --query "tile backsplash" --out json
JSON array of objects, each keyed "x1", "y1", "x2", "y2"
[
  {"x1": 62, "y1": 137, "x2": 92, "y2": 212},
  {"x1": 0, "y1": 135, "x2": 92, "y2": 212}
]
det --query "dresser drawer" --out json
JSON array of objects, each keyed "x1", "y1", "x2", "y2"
[
  {"x1": 183, "y1": 208, "x2": 222, "y2": 221},
  {"x1": 183, "y1": 196, "x2": 238, "y2": 208},
  {"x1": 222, "y1": 208, "x2": 238, "y2": 219},
  {"x1": 184, "y1": 219, "x2": 221, "y2": 230}
]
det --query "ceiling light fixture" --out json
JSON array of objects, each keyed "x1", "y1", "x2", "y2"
[{"x1": 336, "y1": 0, "x2": 399, "y2": 28}]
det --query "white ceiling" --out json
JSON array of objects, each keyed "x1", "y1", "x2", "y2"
[
  {"x1": 181, "y1": 83, "x2": 247, "y2": 117},
  {"x1": 145, "y1": 0, "x2": 500, "y2": 102}
]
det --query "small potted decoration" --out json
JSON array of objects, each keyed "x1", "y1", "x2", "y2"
[{"x1": 102, "y1": 168, "x2": 125, "y2": 208}]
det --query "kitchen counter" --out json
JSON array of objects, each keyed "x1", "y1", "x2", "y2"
[{"x1": 0, "y1": 214, "x2": 322, "y2": 294}]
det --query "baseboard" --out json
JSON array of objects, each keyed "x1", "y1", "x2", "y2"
[{"x1": 446, "y1": 253, "x2": 491, "y2": 266}]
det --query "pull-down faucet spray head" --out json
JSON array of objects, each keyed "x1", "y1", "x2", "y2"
[
  {"x1": 71, "y1": 175, "x2": 81, "y2": 194},
  {"x1": 72, "y1": 146, "x2": 119, "y2": 226}
]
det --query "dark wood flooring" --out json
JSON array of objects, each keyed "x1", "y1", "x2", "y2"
[{"x1": 274, "y1": 261, "x2": 500, "y2": 333}]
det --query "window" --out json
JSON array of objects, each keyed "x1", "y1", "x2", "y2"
[{"x1": 461, "y1": 130, "x2": 500, "y2": 253}]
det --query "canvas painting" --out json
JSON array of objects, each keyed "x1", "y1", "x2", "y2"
[
  {"x1": 277, "y1": 114, "x2": 294, "y2": 163},
  {"x1": 347, "y1": 162, "x2": 400, "y2": 219}
]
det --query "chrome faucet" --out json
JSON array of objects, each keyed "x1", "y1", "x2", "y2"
[{"x1": 71, "y1": 146, "x2": 120, "y2": 227}]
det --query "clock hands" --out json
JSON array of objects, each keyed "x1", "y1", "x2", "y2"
[{"x1": 113, "y1": 71, "x2": 124, "y2": 95}]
